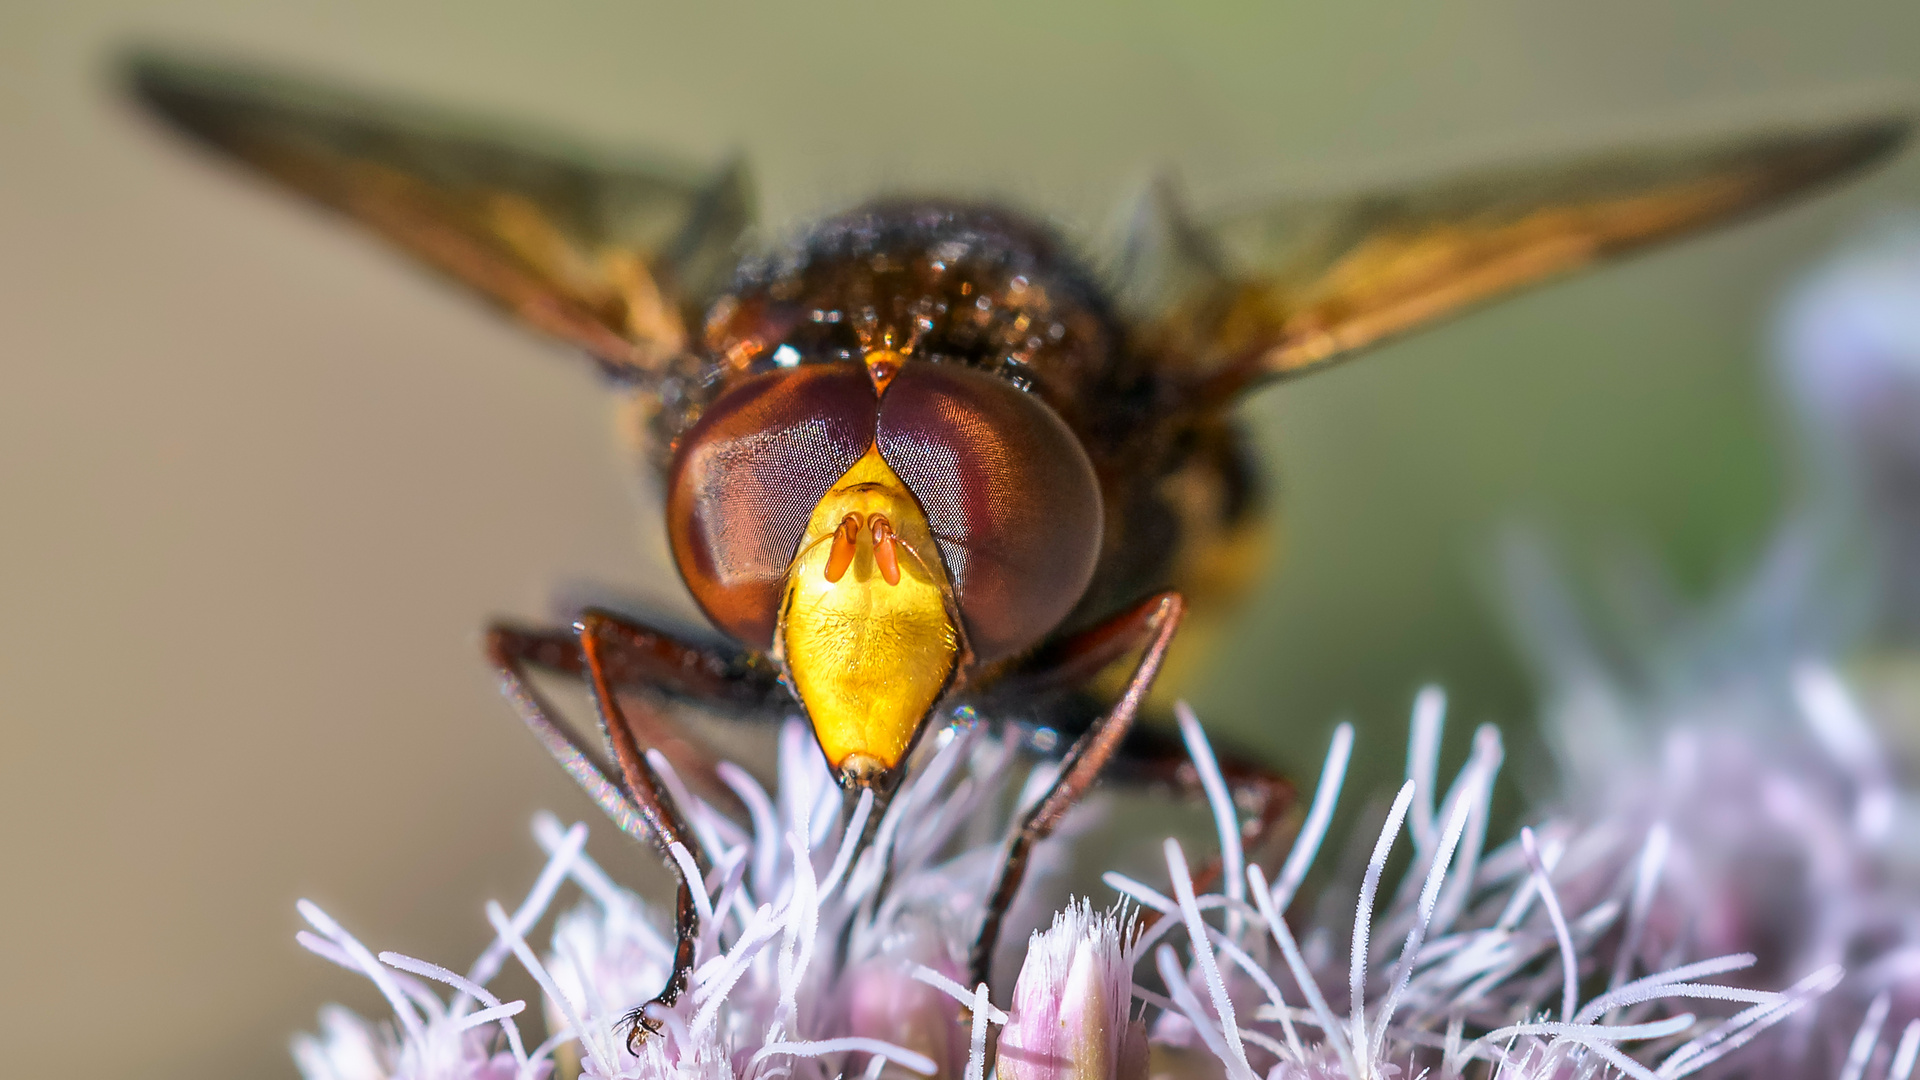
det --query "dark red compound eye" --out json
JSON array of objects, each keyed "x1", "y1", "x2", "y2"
[
  {"x1": 666, "y1": 365, "x2": 876, "y2": 648},
  {"x1": 667, "y1": 360, "x2": 1104, "y2": 665},
  {"x1": 878, "y1": 363, "x2": 1103, "y2": 664}
]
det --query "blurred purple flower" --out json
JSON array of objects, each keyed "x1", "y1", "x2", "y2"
[
  {"x1": 1499, "y1": 529, "x2": 1920, "y2": 1080},
  {"x1": 1777, "y1": 216, "x2": 1920, "y2": 642}
]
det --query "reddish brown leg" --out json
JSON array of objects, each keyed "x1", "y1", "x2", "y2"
[
  {"x1": 485, "y1": 625, "x2": 650, "y2": 844},
  {"x1": 968, "y1": 592, "x2": 1300, "y2": 984},
  {"x1": 574, "y1": 613, "x2": 709, "y2": 1046},
  {"x1": 485, "y1": 611, "x2": 778, "y2": 1049},
  {"x1": 1112, "y1": 722, "x2": 1299, "y2": 931},
  {"x1": 990, "y1": 590, "x2": 1187, "y2": 699},
  {"x1": 968, "y1": 592, "x2": 1186, "y2": 989},
  {"x1": 488, "y1": 616, "x2": 782, "y2": 800},
  {"x1": 1199, "y1": 756, "x2": 1297, "y2": 891}
]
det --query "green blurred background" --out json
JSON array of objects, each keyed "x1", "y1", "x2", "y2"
[{"x1": 3, "y1": 2, "x2": 1919, "y2": 1077}]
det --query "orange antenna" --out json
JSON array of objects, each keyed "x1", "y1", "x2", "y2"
[
  {"x1": 868, "y1": 514, "x2": 901, "y2": 585},
  {"x1": 824, "y1": 514, "x2": 860, "y2": 583}
]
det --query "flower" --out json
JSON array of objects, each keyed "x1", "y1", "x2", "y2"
[
  {"x1": 290, "y1": 661, "x2": 1920, "y2": 1080},
  {"x1": 1120, "y1": 670, "x2": 1920, "y2": 1080},
  {"x1": 290, "y1": 894, "x2": 544, "y2": 1080},
  {"x1": 1775, "y1": 215, "x2": 1920, "y2": 646},
  {"x1": 535, "y1": 719, "x2": 1007, "y2": 1080},
  {"x1": 997, "y1": 901, "x2": 1146, "y2": 1080},
  {"x1": 1497, "y1": 536, "x2": 1920, "y2": 1080},
  {"x1": 1776, "y1": 214, "x2": 1920, "y2": 480},
  {"x1": 291, "y1": 715, "x2": 1057, "y2": 1080}
]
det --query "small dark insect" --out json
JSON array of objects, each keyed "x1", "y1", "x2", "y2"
[{"x1": 127, "y1": 51, "x2": 1906, "y2": 1040}]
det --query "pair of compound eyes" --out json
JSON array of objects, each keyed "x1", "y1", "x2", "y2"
[{"x1": 666, "y1": 361, "x2": 1104, "y2": 664}]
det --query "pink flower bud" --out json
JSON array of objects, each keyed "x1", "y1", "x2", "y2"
[
  {"x1": 999, "y1": 902, "x2": 1146, "y2": 1080},
  {"x1": 844, "y1": 935, "x2": 969, "y2": 1079}
]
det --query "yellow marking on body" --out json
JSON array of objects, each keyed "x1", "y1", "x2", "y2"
[{"x1": 779, "y1": 445, "x2": 959, "y2": 781}]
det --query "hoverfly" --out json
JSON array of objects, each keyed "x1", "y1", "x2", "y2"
[{"x1": 129, "y1": 51, "x2": 1906, "y2": 1039}]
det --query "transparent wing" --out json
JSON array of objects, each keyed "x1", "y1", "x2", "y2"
[
  {"x1": 1129, "y1": 115, "x2": 1909, "y2": 404},
  {"x1": 127, "y1": 50, "x2": 753, "y2": 380}
]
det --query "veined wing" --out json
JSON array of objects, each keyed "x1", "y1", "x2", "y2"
[
  {"x1": 127, "y1": 50, "x2": 752, "y2": 380},
  {"x1": 1128, "y1": 114, "x2": 1909, "y2": 405}
]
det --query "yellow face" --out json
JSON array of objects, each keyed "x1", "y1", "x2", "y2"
[{"x1": 777, "y1": 445, "x2": 961, "y2": 785}]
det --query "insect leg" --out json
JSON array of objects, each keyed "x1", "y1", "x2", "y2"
[
  {"x1": 489, "y1": 614, "x2": 784, "y2": 802},
  {"x1": 573, "y1": 612, "x2": 710, "y2": 1048},
  {"x1": 484, "y1": 612, "x2": 777, "y2": 1050},
  {"x1": 484, "y1": 621, "x2": 693, "y2": 1047},
  {"x1": 988, "y1": 590, "x2": 1186, "y2": 700},
  {"x1": 968, "y1": 591, "x2": 1186, "y2": 989},
  {"x1": 484, "y1": 624, "x2": 649, "y2": 844},
  {"x1": 1107, "y1": 721, "x2": 1298, "y2": 922}
]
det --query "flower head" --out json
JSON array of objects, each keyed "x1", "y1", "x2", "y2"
[
  {"x1": 1777, "y1": 215, "x2": 1920, "y2": 470},
  {"x1": 1499, "y1": 536, "x2": 1920, "y2": 1080},
  {"x1": 1122, "y1": 683, "x2": 1903, "y2": 1080},
  {"x1": 1775, "y1": 216, "x2": 1920, "y2": 644},
  {"x1": 289, "y1": 669, "x2": 1920, "y2": 1080},
  {"x1": 998, "y1": 901, "x2": 1146, "y2": 1080},
  {"x1": 292, "y1": 714, "x2": 1079, "y2": 1080}
]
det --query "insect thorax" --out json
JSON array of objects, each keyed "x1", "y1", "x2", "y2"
[{"x1": 651, "y1": 200, "x2": 1156, "y2": 462}]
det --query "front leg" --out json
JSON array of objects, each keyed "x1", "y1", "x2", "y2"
[
  {"x1": 484, "y1": 610, "x2": 781, "y2": 1049},
  {"x1": 488, "y1": 616, "x2": 783, "y2": 803},
  {"x1": 969, "y1": 592, "x2": 1186, "y2": 989},
  {"x1": 1107, "y1": 718, "x2": 1299, "y2": 886},
  {"x1": 968, "y1": 592, "x2": 1299, "y2": 989}
]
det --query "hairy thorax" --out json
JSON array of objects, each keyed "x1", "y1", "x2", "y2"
[{"x1": 642, "y1": 200, "x2": 1260, "y2": 654}]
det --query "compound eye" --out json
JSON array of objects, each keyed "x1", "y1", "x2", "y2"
[
  {"x1": 877, "y1": 364, "x2": 1103, "y2": 664},
  {"x1": 667, "y1": 365, "x2": 878, "y2": 647}
]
